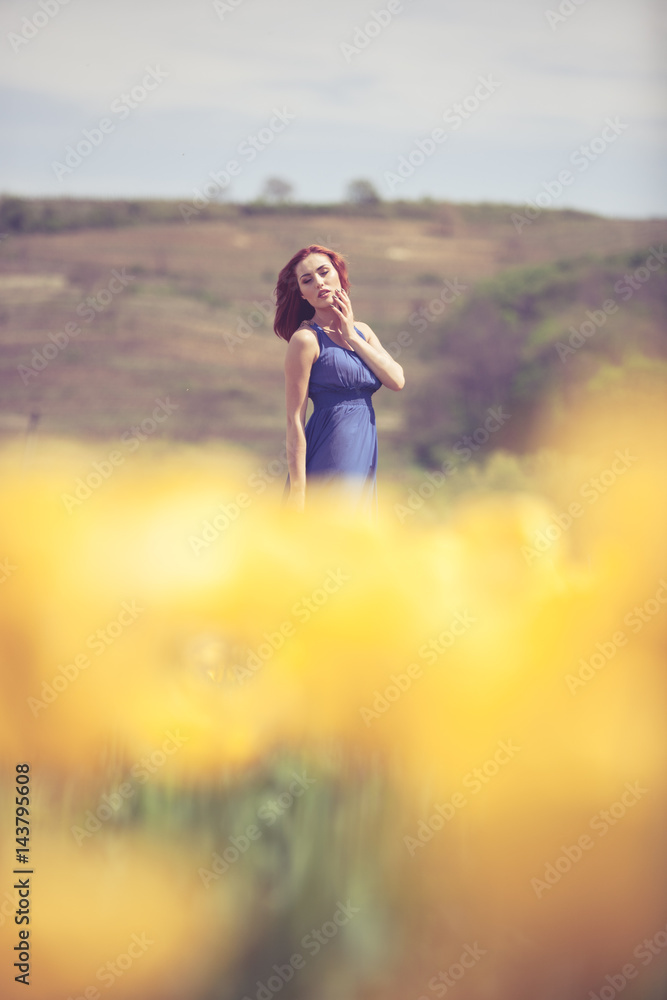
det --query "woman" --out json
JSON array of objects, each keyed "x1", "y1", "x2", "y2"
[{"x1": 274, "y1": 245, "x2": 405, "y2": 513}]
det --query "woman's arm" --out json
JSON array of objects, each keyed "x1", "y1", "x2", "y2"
[
  {"x1": 330, "y1": 289, "x2": 405, "y2": 391},
  {"x1": 284, "y1": 326, "x2": 318, "y2": 510},
  {"x1": 353, "y1": 321, "x2": 406, "y2": 390}
]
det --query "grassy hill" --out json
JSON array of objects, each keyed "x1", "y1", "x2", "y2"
[
  {"x1": 0, "y1": 197, "x2": 664, "y2": 478},
  {"x1": 409, "y1": 247, "x2": 667, "y2": 464}
]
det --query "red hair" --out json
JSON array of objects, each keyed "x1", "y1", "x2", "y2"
[{"x1": 273, "y1": 245, "x2": 350, "y2": 341}]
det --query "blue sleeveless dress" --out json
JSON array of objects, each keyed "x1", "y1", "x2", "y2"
[{"x1": 287, "y1": 321, "x2": 382, "y2": 512}]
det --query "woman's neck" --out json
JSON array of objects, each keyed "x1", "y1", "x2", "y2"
[{"x1": 312, "y1": 306, "x2": 336, "y2": 330}]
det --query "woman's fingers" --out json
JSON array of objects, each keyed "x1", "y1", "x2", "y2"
[{"x1": 334, "y1": 289, "x2": 352, "y2": 317}]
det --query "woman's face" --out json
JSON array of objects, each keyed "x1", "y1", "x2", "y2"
[{"x1": 295, "y1": 253, "x2": 342, "y2": 312}]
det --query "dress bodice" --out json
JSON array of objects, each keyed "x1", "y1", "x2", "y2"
[{"x1": 308, "y1": 322, "x2": 382, "y2": 409}]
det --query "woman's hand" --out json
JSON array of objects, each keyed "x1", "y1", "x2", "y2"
[
  {"x1": 285, "y1": 487, "x2": 305, "y2": 513},
  {"x1": 329, "y1": 288, "x2": 364, "y2": 349},
  {"x1": 328, "y1": 292, "x2": 406, "y2": 391},
  {"x1": 330, "y1": 288, "x2": 405, "y2": 391}
]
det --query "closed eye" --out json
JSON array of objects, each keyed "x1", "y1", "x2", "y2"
[{"x1": 301, "y1": 268, "x2": 329, "y2": 285}]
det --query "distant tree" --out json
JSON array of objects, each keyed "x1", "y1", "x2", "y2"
[
  {"x1": 0, "y1": 197, "x2": 30, "y2": 232},
  {"x1": 260, "y1": 177, "x2": 294, "y2": 204},
  {"x1": 346, "y1": 179, "x2": 381, "y2": 206},
  {"x1": 208, "y1": 183, "x2": 229, "y2": 204}
]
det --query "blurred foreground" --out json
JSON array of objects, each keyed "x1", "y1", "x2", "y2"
[{"x1": 0, "y1": 393, "x2": 666, "y2": 999}]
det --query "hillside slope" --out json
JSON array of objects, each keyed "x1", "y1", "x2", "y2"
[
  {"x1": 0, "y1": 201, "x2": 664, "y2": 470},
  {"x1": 408, "y1": 246, "x2": 667, "y2": 463}
]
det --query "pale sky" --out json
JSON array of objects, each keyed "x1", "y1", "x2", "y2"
[{"x1": 1, "y1": 0, "x2": 665, "y2": 216}]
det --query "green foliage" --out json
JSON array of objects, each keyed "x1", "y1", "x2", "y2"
[
  {"x1": 0, "y1": 195, "x2": 610, "y2": 235},
  {"x1": 345, "y1": 179, "x2": 381, "y2": 206},
  {"x1": 458, "y1": 202, "x2": 600, "y2": 227},
  {"x1": 83, "y1": 748, "x2": 401, "y2": 997},
  {"x1": 585, "y1": 353, "x2": 667, "y2": 395},
  {"x1": 409, "y1": 248, "x2": 667, "y2": 462},
  {"x1": 0, "y1": 195, "x2": 238, "y2": 233}
]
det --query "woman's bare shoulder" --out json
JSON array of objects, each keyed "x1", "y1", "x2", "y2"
[
  {"x1": 288, "y1": 322, "x2": 318, "y2": 344},
  {"x1": 285, "y1": 322, "x2": 319, "y2": 361}
]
